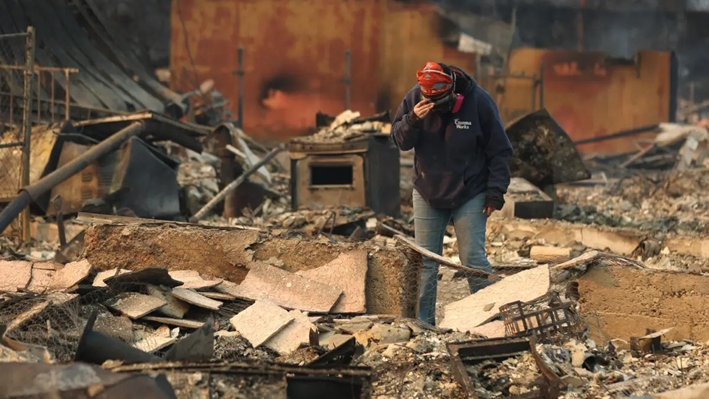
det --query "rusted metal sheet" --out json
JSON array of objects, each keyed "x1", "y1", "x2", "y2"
[
  {"x1": 505, "y1": 109, "x2": 590, "y2": 187},
  {"x1": 486, "y1": 48, "x2": 675, "y2": 155},
  {"x1": 170, "y1": 0, "x2": 477, "y2": 140}
]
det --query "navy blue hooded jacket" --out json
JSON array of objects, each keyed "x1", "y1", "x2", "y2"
[{"x1": 391, "y1": 67, "x2": 513, "y2": 210}]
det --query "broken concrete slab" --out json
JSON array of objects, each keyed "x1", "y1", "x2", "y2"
[
  {"x1": 368, "y1": 323, "x2": 411, "y2": 344},
  {"x1": 134, "y1": 336, "x2": 177, "y2": 353},
  {"x1": 529, "y1": 246, "x2": 572, "y2": 263},
  {"x1": 0, "y1": 261, "x2": 33, "y2": 292},
  {"x1": 168, "y1": 270, "x2": 223, "y2": 290},
  {"x1": 440, "y1": 265, "x2": 550, "y2": 332},
  {"x1": 49, "y1": 259, "x2": 92, "y2": 291},
  {"x1": 104, "y1": 267, "x2": 183, "y2": 289},
  {"x1": 337, "y1": 320, "x2": 374, "y2": 335},
  {"x1": 488, "y1": 219, "x2": 642, "y2": 256},
  {"x1": 146, "y1": 285, "x2": 190, "y2": 319},
  {"x1": 93, "y1": 314, "x2": 134, "y2": 343},
  {"x1": 200, "y1": 292, "x2": 236, "y2": 301},
  {"x1": 93, "y1": 268, "x2": 129, "y2": 287},
  {"x1": 232, "y1": 263, "x2": 342, "y2": 313},
  {"x1": 105, "y1": 292, "x2": 167, "y2": 320},
  {"x1": 171, "y1": 288, "x2": 222, "y2": 310},
  {"x1": 26, "y1": 263, "x2": 56, "y2": 293},
  {"x1": 84, "y1": 224, "x2": 262, "y2": 282},
  {"x1": 213, "y1": 280, "x2": 241, "y2": 297},
  {"x1": 469, "y1": 320, "x2": 507, "y2": 339},
  {"x1": 320, "y1": 333, "x2": 354, "y2": 350},
  {"x1": 652, "y1": 383, "x2": 709, "y2": 399},
  {"x1": 84, "y1": 224, "x2": 421, "y2": 316},
  {"x1": 295, "y1": 249, "x2": 367, "y2": 313},
  {"x1": 263, "y1": 310, "x2": 316, "y2": 355},
  {"x1": 143, "y1": 316, "x2": 205, "y2": 329},
  {"x1": 578, "y1": 265, "x2": 709, "y2": 344},
  {"x1": 229, "y1": 300, "x2": 295, "y2": 348}
]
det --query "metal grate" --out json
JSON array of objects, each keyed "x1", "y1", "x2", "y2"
[{"x1": 500, "y1": 292, "x2": 585, "y2": 344}]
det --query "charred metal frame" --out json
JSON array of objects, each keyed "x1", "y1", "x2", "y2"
[
  {"x1": 110, "y1": 361, "x2": 373, "y2": 399},
  {"x1": 500, "y1": 292, "x2": 585, "y2": 343},
  {"x1": 447, "y1": 337, "x2": 562, "y2": 399},
  {"x1": 289, "y1": 135, "x2": 401, "y2": 217}
]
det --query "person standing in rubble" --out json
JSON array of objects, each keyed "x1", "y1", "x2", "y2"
[{"x1": 391, "y1": 62, "x2": 513, "y2": 325}]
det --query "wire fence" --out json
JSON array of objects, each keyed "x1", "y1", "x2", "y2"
[
  {"x1": 0, "y1": 28, "x2": 34, "y2": 241},
  {"x1": 0, "y1": 27, "x2": 77, "y2": 242}
]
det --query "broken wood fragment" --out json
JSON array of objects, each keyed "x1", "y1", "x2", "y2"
[{"x1": 393, "y1": 234, "x2": 500, "y2": 281}]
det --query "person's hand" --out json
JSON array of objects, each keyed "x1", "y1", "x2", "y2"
[
  {"x1": 413, "y1": 99, "x2": 434, "y2": 120},
  {"x1": 483, "y1": 206, "x2": 495, "y2": 217}
]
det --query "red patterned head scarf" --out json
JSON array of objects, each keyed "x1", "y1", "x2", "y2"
[{"x1": 416, "y1": 62, "x2": 454, "y2": 98}]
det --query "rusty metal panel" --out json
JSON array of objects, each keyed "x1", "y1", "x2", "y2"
[
  {"x1": 170, "y1": 0, "x2": 478, "y2": 141},
  {"x1": 48, "y1": 142, "x2": 100, "y2": 214},
  {"x1": 294, "y1": 153, "x2": 366, "y2": 209},
  {"x1": 377, "y1": 1, "x2": 478, "y2": 115},
  {"x1": 491, "y1": 48, "x2": 673, "y2": 155},
  {"x1": 171, "y1": 0, "x2": 384, "y2": 141}
]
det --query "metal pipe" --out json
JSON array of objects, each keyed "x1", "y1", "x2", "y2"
[
  {"x1": 539, "y1": 63, "x2": 545, "y2": 109},
  {"x1": 190, "y1": 146, "x2": 282, "y2": 222},
  {"x1": 237, "y1": 46, "x2": 244, "y2": 128},
  {"x1": 21, "y1": 26, "x2": 36, "y2": 243},
  {"x1": 344, "y1": 50, "x2": 352, "y2": 110},
  {"x1": 0, "y1": 121, "x2": 144, "y2": 234}
]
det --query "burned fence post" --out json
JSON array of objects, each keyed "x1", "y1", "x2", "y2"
[
  {"x1": 0, "y1": 121, "x2": 145, "y2": 235},
  {"x1": 189, "y1": 146, "x2": 283, "y2": 222},
  {"x1": 20, "y1": 26, "x2": 36, "y2": 243}
]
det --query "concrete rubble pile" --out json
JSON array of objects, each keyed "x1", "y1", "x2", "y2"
[{"x1": 3, "y1": 110, "x2": 709, "y2": 398}]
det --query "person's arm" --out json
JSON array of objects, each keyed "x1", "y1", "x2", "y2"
[
  {"x1": 391, "y1": 98, "x2": 424, "y2": 151},
  {"x1": 479, "y1": 91, "x2": 513, "y2": 210}
]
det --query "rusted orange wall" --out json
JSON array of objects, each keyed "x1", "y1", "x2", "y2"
[
  {"x1": 170, "y1": 0, "x2": 476, "y2": 140},
  {"x1": 377, "y1": 1, "x2": 477, "y2": 115},
  {"x1": 488, "y1": 48, "x2": 673, "y2": 155}
]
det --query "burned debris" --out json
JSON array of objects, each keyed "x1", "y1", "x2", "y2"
[{"x1": 2, "y1": 1, "x2": 709, "y2": 398}]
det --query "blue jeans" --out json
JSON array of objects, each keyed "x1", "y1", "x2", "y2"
[{"x1": 413, "y1": 189, "x2": 493, "y2": 325}]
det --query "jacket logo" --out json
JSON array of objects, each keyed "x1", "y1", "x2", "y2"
[{"x1": 454, "y1": 119, "x2": 472, "y2": 130}]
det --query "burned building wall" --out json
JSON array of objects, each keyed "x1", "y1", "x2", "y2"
[
  {"x1": 169, "y1": 0, "x2": 476, "y2": 141},
  {"x1": 485, "y1": 48, "x2": 675, "y2": 155}
]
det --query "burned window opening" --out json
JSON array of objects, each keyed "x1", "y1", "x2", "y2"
[{"x1": 310, "y1": 164, "x2": 354, "y2": 186}]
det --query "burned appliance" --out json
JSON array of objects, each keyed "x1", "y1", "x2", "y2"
[
  {"x1": 289, "y1": 135, "x2": 400, "y2": 218},
  {"x1": 46, "y1": 136, "x2": 182, "y2": 219}
]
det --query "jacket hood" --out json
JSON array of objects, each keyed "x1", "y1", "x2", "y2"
[{"x1": 449, "y1": 65, "x2": 478, "y2": 95}]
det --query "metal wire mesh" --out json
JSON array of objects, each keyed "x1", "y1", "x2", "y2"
[
  {"x1": 0, "y1": 31, "x2": 32, "y2": 238},
  {"x1": 0, "y1": 291, "x2": 83, "y2": 363}
]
